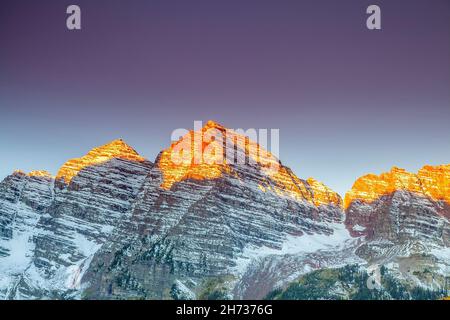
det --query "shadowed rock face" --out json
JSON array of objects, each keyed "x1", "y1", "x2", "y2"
[
  {"x1": 0, "y1": 171, "x2": 53, "y2": 250},
  {"x1": 345, "y1": 190, "x2": 450, "y2": 244},
  {"x1": 83, "y1": 167, "x2": 344, "y2": 298},
  {"x1": 0, "y1": 171, "x2": 54, "y2": 298}
]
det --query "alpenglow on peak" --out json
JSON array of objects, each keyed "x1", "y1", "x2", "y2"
[{"x1": 56, "y1": 139, "x2": 147, "y2": 183}]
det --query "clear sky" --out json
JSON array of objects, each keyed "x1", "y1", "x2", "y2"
[{"x1": 1, "y1": 0, "x2": 449, "y2": 196}]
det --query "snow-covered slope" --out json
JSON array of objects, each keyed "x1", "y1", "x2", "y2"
[
  {"x1": 0, "y1": 171, "x2": 54, "y2": 298},
  {"x1": 0, "y1": 141, "x2": 152, "y2": 299}
]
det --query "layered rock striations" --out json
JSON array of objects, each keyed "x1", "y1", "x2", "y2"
[
  {"x1": 83, "y1": 121, "x2": 346, "y2": 299},
  {"x1": 345, "y1": 166, "x2": 450, "y2": 245},
  {"x1": 0, "y1": 171, "x2": 54, "y2": 298},
  {"x1": 344, "y1": 166, "x2": 450, "y2": 291},
  {"x1": 0, "y1": 121, "x2": 448, "y2": 299},
  {"x1": 0, "y1": 140, "x2": 152, "y2": 299}
]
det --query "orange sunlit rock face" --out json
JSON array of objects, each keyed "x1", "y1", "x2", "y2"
[
  {"x1": 158, "y1": 146, "x2": 229, "y2": 190},
  {"x1": 158, "y1": 120, "x2": 340, "y2": 207},
  {"x1": 158, "y1": 120, "x2": 282, "y2": 190},
  {"x1": 306, "y1": 177, "x2": 342, "y2": 207},
  {"x1": 56, "y1": 139, "x2": 146, "y2": 184},
  {"x1": 13, "y1": 170, "x2": 26, "y2": 175},
  {"x1": 28, "y1": 170, "x2": 53, "y2": 178},
  {"x1": 158, "y1": 121, "x2": 232, "y2": 189},
  {"x1": 344, "y1": 165, "x2": 450, "y2": 209},
  {"x1": 257, "y1": 167, "x2": 341, "y2": 207},
  {"x1": 12, "y1": 170, "x2": 53, "y2": 179}
]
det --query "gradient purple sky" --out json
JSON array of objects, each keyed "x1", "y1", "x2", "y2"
[{"x1": 1, "y1": 0, "x2": 449, "y2": 195}]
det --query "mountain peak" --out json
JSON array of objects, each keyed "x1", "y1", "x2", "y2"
[
  {"x1": 56, "y1": 139, "x2": 146, "y2": 184},
  {"x1": 203, "y1": 120, "x2": 225, "y2": 130},
  {"x1": 344, "y1": 164, "x2": 450, "y2": 209},
  {"x1": 158, "y1": 123, "x2": 232, "y2": 189},
  {"x1": 156, "y1": 122, "x2": 340, "y2": 207},
  {"x1": 97, "y1": 138, "x2": 134, "y2": 151},
  {"x1": 157, "y1": 121, "x2": 283, "y2": 189}
]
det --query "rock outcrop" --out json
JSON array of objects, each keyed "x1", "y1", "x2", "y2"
[
  {"x1": 345, "y1": 166, "x2": 450, "y2": 245},
  {"x1": 0, "y1": 171, "x2": 54, "y2": 298},
  {"x1": 344, "y1": 166, "x2": 450, "y2": 291}
]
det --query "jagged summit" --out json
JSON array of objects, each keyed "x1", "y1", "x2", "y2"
[
  {"x1": 344, "y1": 164, "x2": 450, "y2": 209},
  {"x1": 28, "y1": 170, "x2": 53, "y2": 178},
  {"x1": 203, "y1": 119, "x2": 226, "y2": 130},
  {"x1": 156, "y1": 121, "x2": 340, "y2": 207},
  {"x1": 56, "y1": 139, "x2": 147, "y2": 183},
  {"x1": 157, "y1": 121, "x2": 235, "y2": 189},
  {"x1": 12, "y1": 169, "x2": 26, "y2": 176},
  {"x1": 344, "y1": 164, "x2": 450, "y2": 248},
  {"x1": 97, "y1": 139, "x2": 142, "y2": 153},
  {"x1": 10, "y1": 170, "x2": 53, "y2": 179}
]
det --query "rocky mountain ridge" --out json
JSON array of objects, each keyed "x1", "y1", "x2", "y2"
[{"x1": 0, "y1": 121, "x2": 448, "y2": 299}]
